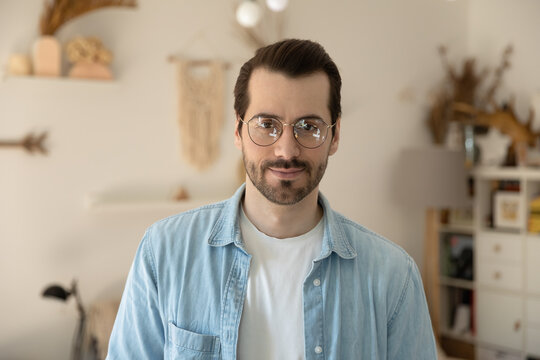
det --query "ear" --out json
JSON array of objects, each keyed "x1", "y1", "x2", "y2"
[
  {"x1": 328, "y1": 118, "x2": 341, "y2": 156},
  {"x1": 234, "y1": 115, "x2": 243, "y2": 150}
]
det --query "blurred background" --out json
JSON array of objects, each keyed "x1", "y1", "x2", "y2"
[{"x1": 1, "y1": 0, "x2": 539, "y2": 359}]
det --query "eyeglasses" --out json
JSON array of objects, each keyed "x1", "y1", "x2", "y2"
[{"x1": 240, "y1": 115, "x2": 336, "y2": 149}]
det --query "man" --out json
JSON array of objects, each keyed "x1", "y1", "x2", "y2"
[{"x1": 107, "y1": 39, "x2": 437, "y2": 359}]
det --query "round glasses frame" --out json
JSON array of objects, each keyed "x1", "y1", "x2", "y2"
[{"x1": 239, "y1": 115, "x2": 336, "y2": 149}]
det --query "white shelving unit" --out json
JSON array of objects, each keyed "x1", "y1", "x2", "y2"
[
  {"x1": 2, "y1": 74, "x2": 117, "y2": 84},
  {"x1": 473, "y1": 166, "x2": 540, "y2": 360},
  {"x1": 84, "y1": 193, "x2": 222, "y2": 213}
]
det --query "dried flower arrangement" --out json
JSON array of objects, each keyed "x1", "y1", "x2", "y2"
[
  {"x1": 427, "y1": 45, "x2": 539, "y2": 166},
  {"x1": 66, "y1": 36, "x2": 114, "y2": 79},
  {"x1": 66, "y1": 37, "x2": 112, "y2": 64},
  {"x1": 39, "y1": 0, "x2": 137, "y2": 36},
  {"x1": 427, "y1": 45, "x2": 513, "y2": 145}
]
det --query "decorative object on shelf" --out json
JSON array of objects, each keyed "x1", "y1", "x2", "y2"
[
  {"x1": 173, "y1": 186, "x2": 190, "y2": 201},
  {"x1": 396, "y1": 147, "x2": 471, "y2": 338},
  {"x1": 266, "y1": 0, "x2": 289, "y2": 12},
  {"x1": 0, "y1": 131, "x2": 48, "y2": 155},
  {"x1": 451, "y1": 304, "x2": 472, "y2": 336},
  {"x1": 454, "y1": 101, "x2": 539, "y2": 167},
  {"x1": 426, "y1": 44, "x2": 514, "y2": 166},
  {"x1": 432, "y1": 45, "x2": 540, "y2": 168},
  {"x1": 234, "y1": 0, "x2": 286, "y2": 49},
  {"x1": 38, "y1": 0, "x2": 137, "y2": 36},
  {"x1": 236, "y1": 0, "x2": 263, "y2": 28},
  {"x1": 32, "y1": 0, "x2": 137, "y2": 77},
  {"x1": 494, "y1": 190, "x2": 523, "y2": 230},
  {"x1": 475, "y1": 128, "x2": 512, "y2": 166},
  {"x1": 463, "y1": 123, "x2": 477, "y2": 168},
  {"x1": 427, "y1": 85, "x2": 452, "y2": 145},
  {"x1": 7, "y1": 54, "x2": 33, "y2": 76},
  {"x1": 445, "y1": 121, "x2": 464, "y2": 151},
  {"x1": 448, "y1": 208, "x2": 474, "y2": 228},
  {"x1": 528, "y1": 195, "x2": 540, "y2": 233},
  {"x1": 66, "y1": 36, "x2": 113, "y2": 80},
  {"x1": 235, "y1": 0, "x2": 289, "y2": 28},
  {"x1": 33, "y1": 35, "x2": 61, "y2": 76},
  {"x1": 170, "y1": 57, "x2": 227, "y2": 171},
  {"x1": 42, "y1": 279, "x2": 89, "y2": 360}
]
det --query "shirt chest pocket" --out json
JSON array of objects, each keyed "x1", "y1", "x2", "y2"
[{"x1": 167, "y1": 322, "x2": 221, "y2": 360}]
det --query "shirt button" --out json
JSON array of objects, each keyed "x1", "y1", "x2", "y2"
[
  {"x1": 314, "y1": 345, "x2": 323, "y2": 354},
  {"x1": 313, "y1": 278, "x2": 321, "y2": 286}
]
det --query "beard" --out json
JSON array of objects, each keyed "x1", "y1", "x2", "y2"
[{"x1": 243, "y1": 152, "x2": 328, "y2": 205}]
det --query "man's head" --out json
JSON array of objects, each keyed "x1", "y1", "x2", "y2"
[
  {"x1": 234, "y1": 39, "x2": 342, "y2": 206},
  {"x1": 234, "y1": 39, "x2": 341, "y2": 135}
]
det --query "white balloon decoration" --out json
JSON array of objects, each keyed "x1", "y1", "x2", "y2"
[
  {"x1": 236, "y1": 1, "x2": 262, "y2": 28},
  {"x1": 266, "y1": 0, "x2": 289, "y2": 12}
]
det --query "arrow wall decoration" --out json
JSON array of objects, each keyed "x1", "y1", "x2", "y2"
[{"x1": 0, "y1": 132, "x2": 48, "y2": 155}]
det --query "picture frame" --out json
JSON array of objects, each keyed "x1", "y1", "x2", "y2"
[{"x1": 494, "y1": 191, "x2": 523, "y2": 229}]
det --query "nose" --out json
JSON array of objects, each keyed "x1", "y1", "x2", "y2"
[{"x1": 273, "y1": 124, "x2": 301, "y2": 159}]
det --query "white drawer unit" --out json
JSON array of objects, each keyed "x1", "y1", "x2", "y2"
[
  {"x1": 526, "y1": 237, "x2": 540, "y2": 295},
  {"x1": 477, "y1": 232, "x2": 523, "y2": 263},
  {"x1": 477, "y1": 290, "x2": 523, "y2": 351},
  {"x1": 477, "y1": 261, "x2": 523, "y2": 291},
  {"x1": 472, "y1": 167, "x2": 540, "y2": 357}
]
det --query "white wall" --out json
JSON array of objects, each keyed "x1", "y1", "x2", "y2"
[{"x1": 0, "y1": 0, "x2": 495, "y2": 359}]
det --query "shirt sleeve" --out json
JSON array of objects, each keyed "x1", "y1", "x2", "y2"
[
  {"x1": 386, "y1": 258, "x2": 438, "y2": 359},
  {"x1": 106, "y1": 230, "x2": 165, "y2": 359}
]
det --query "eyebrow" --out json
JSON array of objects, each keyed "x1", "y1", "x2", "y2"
[{"x1": 251, "y1": 112, "x2": 325, "y2": 122}]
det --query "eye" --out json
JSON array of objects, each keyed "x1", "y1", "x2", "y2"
[
  {"x1": 296, "y1": 119, "x2": 320, "y2": 132},
  {"x1": 255, "y1": 117, "x2": 277, "y2": 129}
]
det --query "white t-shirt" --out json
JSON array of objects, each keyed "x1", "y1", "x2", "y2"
[{"x1": 237, "y1": 207, "x2": 324, "y2": 360}]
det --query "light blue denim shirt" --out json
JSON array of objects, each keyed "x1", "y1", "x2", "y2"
[{"x1": 107, "y1": 184, "x2": 437, "y2": 359}]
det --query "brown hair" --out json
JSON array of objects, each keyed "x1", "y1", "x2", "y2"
[{"x1": 234, "y1": 39, "x2": 342, "y2": 135}]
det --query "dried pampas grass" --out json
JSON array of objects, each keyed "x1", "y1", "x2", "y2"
[{"x1": 39, "y1": 0, "x2": 137, "y2": 36}]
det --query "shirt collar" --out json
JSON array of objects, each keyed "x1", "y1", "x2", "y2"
[{"x1": 207, "y1": 184, "x2": 357, "y2": 260}]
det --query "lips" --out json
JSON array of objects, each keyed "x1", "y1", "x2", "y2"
[{"x1": 268, "y1": 167, "x2": 305, "y2": 180}]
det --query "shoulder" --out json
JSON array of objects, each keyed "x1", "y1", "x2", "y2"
[
  {"x1": 153, "y1": 200, "x2": 228, "y2": 230},
  {"x1": 334, "y1": 210, "x2": 413, "y2": 268},
  {"x1": 328, "y1": 210, "x2": 417, "y2": 296},
  {"x1": 330, "y1": 210, "x2": 424, "y2": 316},
  {"x1": 144, "y1": 200, "x2": 229, "y2": 251}
]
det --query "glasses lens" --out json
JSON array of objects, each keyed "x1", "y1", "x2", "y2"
[
  {"x1": 294, "y1": 119, "x2": 328, "y2": 148},
  {"x1": 248, "y1": 117, "x2": 282, "y2": 146}
]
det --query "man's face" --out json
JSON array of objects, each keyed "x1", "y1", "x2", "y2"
[{"x1": 234, "y1": 68, "x2": 340, "y2": 205}]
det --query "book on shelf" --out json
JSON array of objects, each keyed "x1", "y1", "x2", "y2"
[{"x1": 529, "y1": 194, "x2": 540, "y2": 233}]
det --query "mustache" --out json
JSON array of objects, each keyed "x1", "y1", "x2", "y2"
[{"x1": 262, "y1": 158, "x2": 310, "y2": 170}]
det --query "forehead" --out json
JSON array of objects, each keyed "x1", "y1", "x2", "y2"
[{"x1": 246, "y1": 67, "x2": 331, "y2": 118}]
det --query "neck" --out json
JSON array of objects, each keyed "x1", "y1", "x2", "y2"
[{"x1": 242, "y1": 180, "x2": 323, "y2": 239}]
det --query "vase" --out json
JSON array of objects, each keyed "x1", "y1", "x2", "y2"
[
  {"x1": 32, "y1": 36, "x2": 61, "y2": 77},
  {"x1": 68, "y1": 61, "x2": 112, "y2": 80}
]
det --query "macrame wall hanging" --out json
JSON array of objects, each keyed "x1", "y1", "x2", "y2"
[{"x1": 170, "y1": 58, "x2": 226, "y2": 171}]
